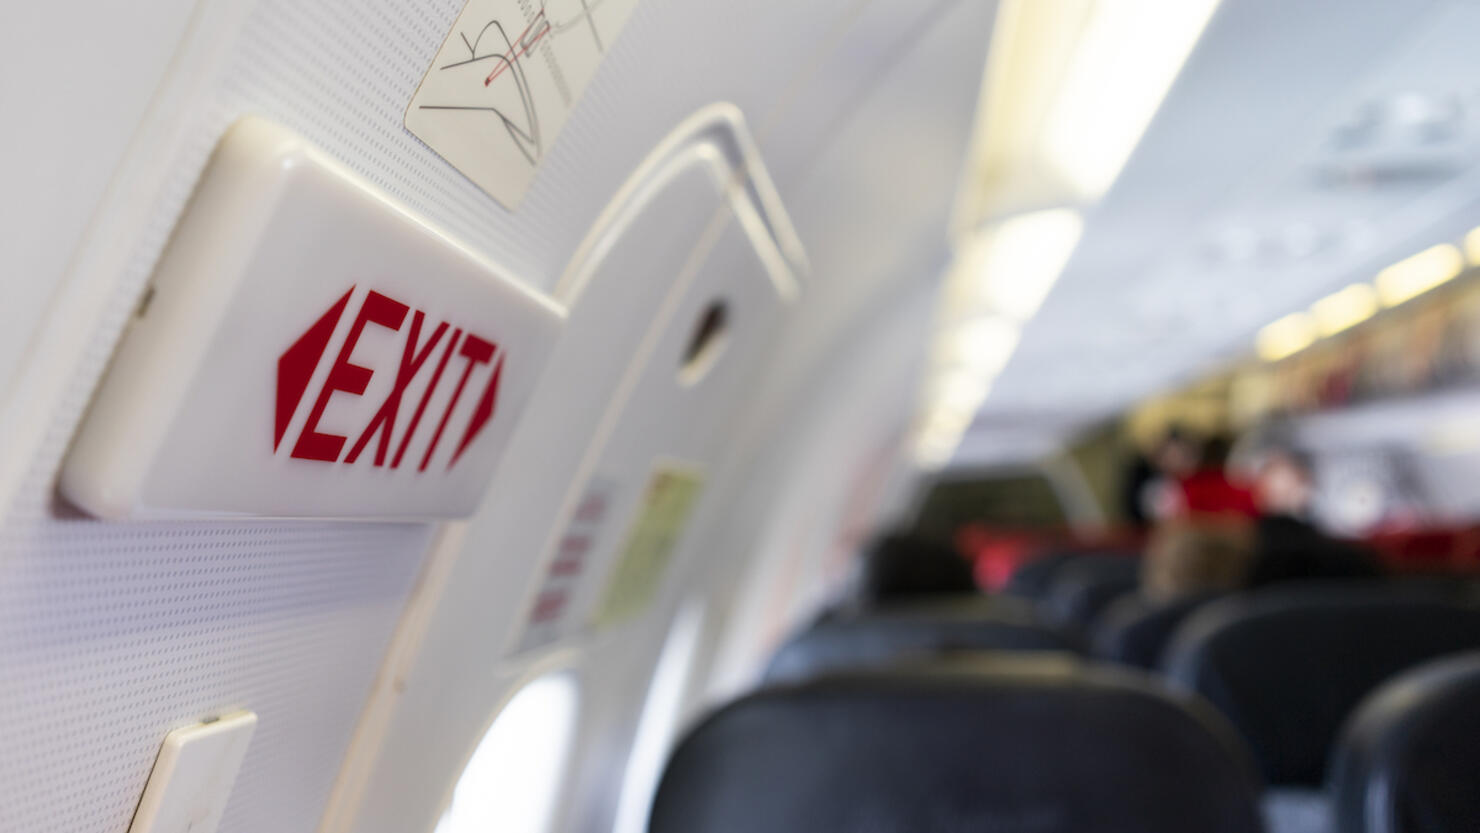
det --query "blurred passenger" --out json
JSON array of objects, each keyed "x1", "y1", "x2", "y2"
[
  {"x1": 856, "y1": 531, "x2": 978, "y2": 605},
  {"x1": 1118, "y1": 447, "x2": 1158, "y2": 527},
  {"x1": 1141, "y1": 517, "x2": 1257, "y2": 602},
  {"x1": 1246, "y1": 446, "x2": 1384, "y2": 586},
  {"x1": 1138, "y1": 445, "x2": 1385, "y2": 602},
  {"x1": 1124, "y1": 426, "x2": 1203, "y2": 522},
  {"x1": 1174, "y1": 434, "x2": 1258, "y2": 518}
]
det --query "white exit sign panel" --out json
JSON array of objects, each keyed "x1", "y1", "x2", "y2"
[{"x1": 61, "y1": 118, "x2": 564, "y2": 521}]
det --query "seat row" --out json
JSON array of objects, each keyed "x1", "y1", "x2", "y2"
[{"x1": 643, "y1": 554, "x2": 1480, "y2": 833}]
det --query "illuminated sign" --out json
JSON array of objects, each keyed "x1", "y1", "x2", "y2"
[{"x1": 61, "y1": 118, "x2": 563, "y2": 520}]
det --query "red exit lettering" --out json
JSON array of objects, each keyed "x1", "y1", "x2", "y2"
[{"x1": 273, "y1": 287, "x2": 504, "y2": 472}]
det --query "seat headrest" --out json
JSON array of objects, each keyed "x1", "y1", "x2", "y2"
[
  {"x1": 763, "y1": 596, "x2": 1080, "y2": 684},
  {"x1": 1164, "y1": 583, "x2": 1480, "y2": 786},
  {"x1": 652, "y1": 657, "x2": 1264, "y2": 833},
  {"x1": 1330, "y1": 651, "x2": 1480, "y2": 833},
  {"x1": 1092, "y1": 591, "x2": 1223, "y2": 669},
  {"x1": 1004, "y1": 552, "x2": 1077, "y2": 599},
  {"x1": 857, "y1": 533, "x2": 977, "y2": 603},
  {"x1": 1005, "y1": 551, "x2": 1137, "y2": 601},
  {"x1": 1041, "y1": 558, "x2": 1141, "y2": 629}
]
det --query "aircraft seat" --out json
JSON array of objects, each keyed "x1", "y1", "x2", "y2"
[
  {"x1": 651, "y1": 656, "x2": 1265, "y2": 833},
  {"x1": 1004, "y1": 550, "x2": 1138, "y2": 601},
  {"x1": 1003, "y1": 551, "x2": 1078, "y2": 599},
  {"x1": 1093, "y1": 590, "x2": 1225, "y2": 669},
  {"x1": 1041, "y1": 556, "x2": 1142, "y2": 631},
  {"x1": 1329, "y1": 651, "x2": 1480, "y2": 833},
  {"x1": 856, "y1": 532, "x2": 979, "y2": 604},
  {"x1": 763, "y1": 595, "x2": 1080, "y2": 684},
  {"x1": 1163, "y1": 584, "x2": 1480, "y2": 788}
]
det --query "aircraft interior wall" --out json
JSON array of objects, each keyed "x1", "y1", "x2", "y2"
[
  {"x1": 0, "y1": 2, "x2": 995, "y2": 832},
  {"x1": 20, "y1": 2, "x2": 1480, "y2": 833}
]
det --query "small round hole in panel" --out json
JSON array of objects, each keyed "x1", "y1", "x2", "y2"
[
  {"x1": 678, "y1": 300, "x2": 730, "y2": 386},
  {"x1": 436, "y1": 671, "x2": 580, "y2": 833}
]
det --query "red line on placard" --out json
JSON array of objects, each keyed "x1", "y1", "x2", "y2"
[
  {"x1": 548, "y1": 557, "x2": 584, "y2": 577},
  {"x1": 531, "y1": 589, "x2": 568, "y2": 622},
  {"x1": 485, "y1": 11, "x2": 550, "y2": 86}
]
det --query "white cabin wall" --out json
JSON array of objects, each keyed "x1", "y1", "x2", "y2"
[
  {"x1": 698, "y1": 280, "x2": 939, "y2": 704},
  {"x1": 0, "y1": 2, "x2": 993, "y2": 833}
]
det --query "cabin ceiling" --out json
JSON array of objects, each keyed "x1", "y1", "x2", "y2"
[{"x1": 955, "y1": 0, "x2": 1480, "y2": 464}]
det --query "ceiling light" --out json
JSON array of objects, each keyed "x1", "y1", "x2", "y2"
[
  {"x1": 941, "y1": 316, "x2": 1021, "y2": 374},
  {"x1": 913, "y1": 430, "x2": 961, "y2": 470},
  {"x1": 913, "y1": 369, "x2": 994, "y2": 469},
  {"x1": 1310, "y1": 283, "x2": 1378, "y2": 337},
  {"x1": 1256, "y1": 312, "x2": 1316, "y2": 362},
  {"x1": 1462, "y1": 226, "x2": 1480, "y2": 266},
  {"x1": 912, "y1": 405, "x2": 975, "y2": 469},
  {"x1": 928, "y1": 371, "x2": 991, "y2": 417},
  {"x1": 1042, "y1": 0, "x2": 1221, "y2": 200},
  {"x1": 1374, "y1": 243, "x2": 1464, "y2": 307},
  {"x1": 965, "y1": 209, "x2": 1084, "y2": 320}
]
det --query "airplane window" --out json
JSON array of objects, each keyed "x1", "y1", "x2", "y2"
[
  {"x1": 434, "y1": 671, "x2": 579, "y2": 833},
  {"x1": 612, "y1": 600, "x2": 707, "y2": 833}
]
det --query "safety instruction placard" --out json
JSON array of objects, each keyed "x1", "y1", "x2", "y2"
[
  {"x1": 406, "y1": 0, "x2": 642, "y2": 208},
  {"x1": 592, "y1": 464, "x2": 704, "y2": 628},
  {"x1": 513, "y1": 478, "x2": 617, "y2": 653}
]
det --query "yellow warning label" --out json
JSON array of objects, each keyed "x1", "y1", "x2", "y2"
[{"x1": 593, "y1": 463, "x2": 705, "y2": 628}]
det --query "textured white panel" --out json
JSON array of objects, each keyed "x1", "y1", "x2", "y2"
[
  {"x1": 0, "y1": 0, "x2": 199, "y2": 403},
  {"x1": 0, "y1": 520, "x2": 431, "y2": 833}
]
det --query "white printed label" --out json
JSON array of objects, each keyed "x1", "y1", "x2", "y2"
[{"x1": 406, "y1": 0, "x2": 642, "y2": 208}]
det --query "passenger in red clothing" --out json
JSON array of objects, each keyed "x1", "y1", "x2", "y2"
[
  {"x1": 1174, "y1": 436, "x2": 1258, "y2": 518},
  {"x1": 1131, "y1": 426, "x2": 1202, "y2": 521}
]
